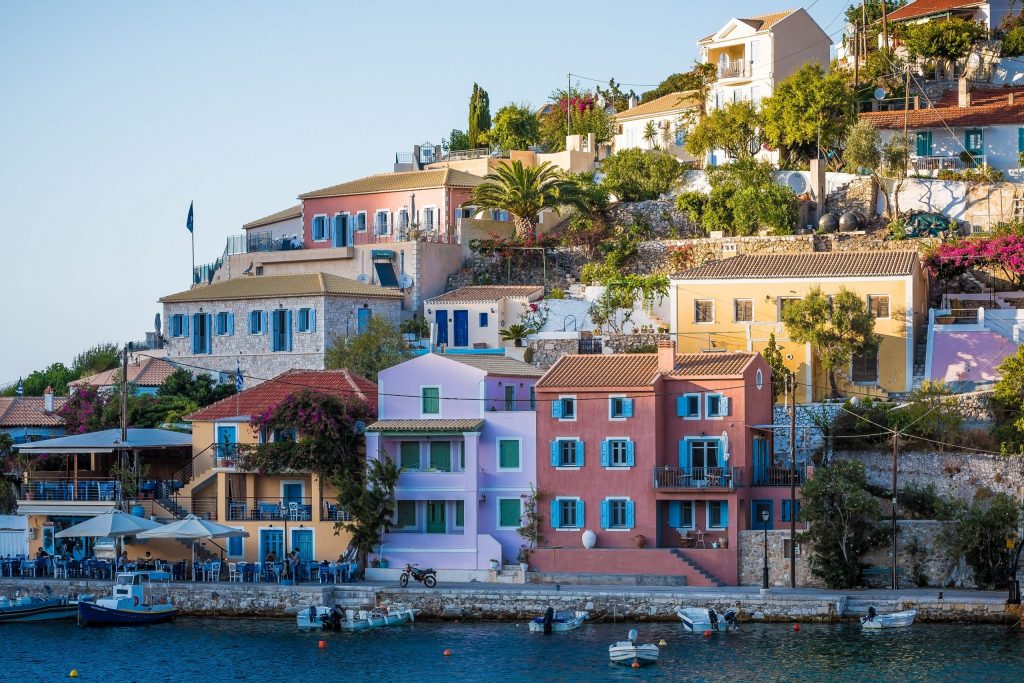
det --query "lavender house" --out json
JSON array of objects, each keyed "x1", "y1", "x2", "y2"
[{"x1": 366, "y1": 353, "x2": 541, "y2": 575}]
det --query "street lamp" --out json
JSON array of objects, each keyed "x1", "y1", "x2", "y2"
[{"x1": 761, "y1": 508, "x2": 771, "y2": 590}]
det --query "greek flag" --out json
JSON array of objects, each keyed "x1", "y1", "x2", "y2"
[
  {"x1": 235, "y1": 360, "x2": 243, "y2": 393},
  {"x1": 15, "y1": 379, "x2": 23, "y2": 396},
  {"x1": 186, "y1": 201, "x2": 194, "y2": 234}
]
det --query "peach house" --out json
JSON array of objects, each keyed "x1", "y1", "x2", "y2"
[{"x1": 532, "y1": 341, "x2": 799, "y2": 586}]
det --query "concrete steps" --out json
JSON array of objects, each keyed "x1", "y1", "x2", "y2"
[{"x1": 669, "y1": 549, "x2": 723, "y2": 587}]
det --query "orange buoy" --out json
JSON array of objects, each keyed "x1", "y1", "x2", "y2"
[
  {"x1": 318, "y1": 640, "x2": 327, "y2": 649},
  {"x1": 793, "y1": 623, "x2": 800, "y2": 632},
  {"x1": 631, "y1": 659, "x2": 640, "y2": 668},
  {"x1": 443, "y1": 649, "x2": 453, "y2": 657},
  {"x1": 703, "y1": 630, "x2": 712, "y2": 637}
]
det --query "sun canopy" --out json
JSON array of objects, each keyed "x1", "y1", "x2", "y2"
[
  {"x1": 55, "y1": 509, "x2": 163, "y2": 538},
  {"x1": 135, "y1": 515, "x2": 248, "y2": 540},
  {"x1": 13, "y1": 428, "x2": 192, "y2": 454}
]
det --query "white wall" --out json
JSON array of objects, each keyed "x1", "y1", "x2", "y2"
[
  {"x1": 879, "y1": 124, "x2": 1023, "y2": 177},
  {"x1": 991, "y1": 57, "x2": 1024, "y2": 85}
]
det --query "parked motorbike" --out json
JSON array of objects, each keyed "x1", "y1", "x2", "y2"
[{"x1": 399, "y1": 563, "x2": 437, "y2": 588}]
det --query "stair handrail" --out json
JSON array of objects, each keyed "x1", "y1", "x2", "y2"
[{"x1": 169, "y1": 442, "x2": 220, "y2": 489}]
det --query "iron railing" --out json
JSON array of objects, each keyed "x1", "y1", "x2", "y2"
[
  {"x1": 752, "y1": 465, "x2": 808, "y2": 487},
  {"x1": 652, "y1": 466, "x2": 740, "y2": 490},
  {"x1": 19, "y1": 478, "x2": 120, "y2": 502},
  {"x1": 227, "y1": 497, "x2": 314, "y2": 522},
  {"x1": 578, "y1": 338, "x2": 603, "y2": 354}
]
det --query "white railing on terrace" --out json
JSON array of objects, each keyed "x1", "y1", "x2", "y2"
[
  {"x1": 717, "y1": 62, "x2": 748, "y2": 78},
  {"x1": 910, "y1": 155, "x2": 987, "y2": 172}
]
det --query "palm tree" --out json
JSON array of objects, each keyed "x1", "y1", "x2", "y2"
[
  {"x1": 643, "y1": 120, "x2": 659, "y2": 149},
  {"x1": 471, "y1": 161, "x2": 584, "y2": 241}
]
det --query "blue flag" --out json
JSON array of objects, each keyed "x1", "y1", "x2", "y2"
[
  {"x1": 15, "y1": 378, "x2": 23, "y2": 397},
  {"x1": 235, "y1": 360, "x2": 243, "y2": 393},
  {"x1": 186, "y1": 201, "x2": 194, "y2": 234}
]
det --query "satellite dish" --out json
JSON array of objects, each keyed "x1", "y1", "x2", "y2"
[
  {"x1": 787, "y1": 173, "x2": 808, "y2": 194},
  {"x1": 353, "y1": 420, "x2": 366, "y2": 436},
  {"x1": 356, "y1": 274, "x2": 370, "y2": 284},
  {"x1": 398, "y1": 273, "x2": 413, "y2": 290},
  {"x1": 873, "y1": 87, "x2": 887, "y2": 101}
]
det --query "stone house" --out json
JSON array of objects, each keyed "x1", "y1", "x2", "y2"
[{"x1": 159, "y1": 272, "x2": 402, "y2": 384}]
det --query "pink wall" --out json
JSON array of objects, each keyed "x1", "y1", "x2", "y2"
[
  {"x1": 301, "y1": 187, "x2": 474, "y2": 248},
  {"x1": 929, "y1": 330, "x2": 1018, "y2": 384},
  {"x1": 529, "y1": 547, "x2": 719, "y2": 587}
]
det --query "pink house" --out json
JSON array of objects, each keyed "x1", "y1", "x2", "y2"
[
  {"x1": 532, "y1": 340, "x2": 795, "y2": 586},
  {"x1": 297, "y1": 168, "x2": 483, "y2": 251}
]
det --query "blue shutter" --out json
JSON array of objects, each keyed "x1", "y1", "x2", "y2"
[
  {"x1": 625, "y1": 441, "x2": 635, "y2": 467},
  {"x1": 205, "y1": 314, "x2": 213, "y2": 353},
  {"x1": 676, "y1": 396, "x2": 686, "y2": 416},
  {"x1": 551, "y1": 400, "x2": 562, "y2": 418},
  {"x1": 227, "y1": 313, "x2": 234, "y2": 336},
  {"x1": 600, "y1": 500, "x2": 609, "y2": 529},
  {"x1": 679, "y1": 441, "x2": 688, "y2": 472},
  {"x1": 1019, "y1": 128, "x2": 1024, "y2": 153},
  {"x1": 286, "y1": 310, "x2": 293, "y2": 351},
  {"x1": 191, "y1": 314, "x2": 200, "y2": 354},
  {"x1": 625, "y1": 500, "x2": 635, "y2": 529},
  {"x1": 721, "y1": 501, "x2": 729, "y2": 528},
  {"x1": 576, "y1": 440, "x2": 584, "y2": 466},
  {"x1": 262, "y1": 312, "x2": 268, "y2": 335},
  {"x1": 549, "y1": 441, "x2": 559, "y2": 467},
  {"x1": 310, "y1": 308, "x2": 316, "y2": 332},
  {"x1": 550, "y1": 500, "x2": 560, "y2": 529},
  {"x1": 668, "y1": 501, "x2": 682, "y2": 528},
  {"x1": 782, "y1": 500, "x2": 791, "y2": 522},
  {"x1": 600, "y1": 440, "x2": 610, "y2": 467},
  {"x1": 622, "y1": 398, "x2": 633, "y2": 418},
  {"x1": 182, "y1": 314, "x2": 189, "y2": 337},
  {"x1": 575, "y1": 500, "x2": 585, "y2": 528}
]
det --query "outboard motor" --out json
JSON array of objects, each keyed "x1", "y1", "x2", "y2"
[
  {"x1": 627, "y1": 628, "x2": 638, "y2": 644},
  {"x1": 542, "y1": 606, "x2": 555, "y2": 634},
  {"x1": 861, "y1": 605, "x2": 877, "y2": 625},
  {"x1": 328, "y1": 606, "x2": 343, "y2": 631},
  {"x1": 708, "y1": 608, "x2": 720, "y2": 631},
  {"x1": 308, "y1": 605, "x2": 319, "y2": 627},
  {"x1": 723, "y1": 608, "x2": 739, "y2": 630}
]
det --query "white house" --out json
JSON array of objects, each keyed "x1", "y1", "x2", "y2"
[
  {"x1": 887, "y1": 0, "x2": 1016, "y2": 32},
  {"x1": 613, "y1": 91, "x2": 702, "y2": 162},
  {"x1": 424, "y1": 286, "x2": 544, "y2": 350}
]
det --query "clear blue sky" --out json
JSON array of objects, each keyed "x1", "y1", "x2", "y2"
[{"x1": 0, "y1": 0, "x2": 847, "y2": 386}]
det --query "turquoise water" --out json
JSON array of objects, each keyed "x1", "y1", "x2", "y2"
[{"x1": 4, "y1": 618, "x2": 1024, "y2": 682}]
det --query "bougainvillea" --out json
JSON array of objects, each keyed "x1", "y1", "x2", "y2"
[
  {"x1": 924, "y1": 235, "x2": 1024, "y2": 288},
  {"x1": 56, "y1": 384, "x2": 109, "y2": 434}
]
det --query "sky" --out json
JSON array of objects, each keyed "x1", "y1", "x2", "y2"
[{"x1": 0, "y1": 0, "x2": 848, "y2": 386}]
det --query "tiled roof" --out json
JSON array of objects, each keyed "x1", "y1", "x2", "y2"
[
  {"x1": 160, "y1": 272, "x2": 403, "y2": 303},
  {"x1": 672, "y1": 251, "x2": 919, "y2": 280},
  {"x1": 15, "y1": 428, "x2": 191, "y2": 452},
  {"x1": 298, "y1": 169, "x2": 484, "y2": 200},
  {"x1": 243, "y1": 205, "x2": 302, "y2": 230},
  {"x1": 186, "y1": 369, "x2": 377, "y2": 422},
  {"x1": 70, "y1": 357, "x2": 177, "y2": 390},
  {"x1": 537, "y1": 352, "x2": 756, "y2": 388},
  {"x1": 442, "y1": 354, "x2": 545, "y2": 378},
  {"x1": 859, "y1": 101, "x2": 1024, "y2": 129},
  {"x1": 366, "y1": 419, "x2": 484, "y2": 433},
  {"x1": 699, "y1": 9, "x2": 798, "y2": 41},
  {"x1": 887, "y1": 0, "x2": 982, "y2": 22},
  {"x1": 0, "y1": 397, "x2": 67, "y2": 427},
  {"x1": 935, "y1": 86, "x2": 1024, "y2": 108},
  {"x1": 426, "y1": 286, "x2": 543, "y2": 304},
  {"x1": 616, "y1": 91, "x2": 701, "y2": 120}
]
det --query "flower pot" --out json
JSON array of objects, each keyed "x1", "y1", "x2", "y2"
[
  {"x1": 379, "y1": 559, "x2": 389, "y2": 569},
  {"x1": 720, "y1": 538, "x2": 728, "y2": 549},
  {"x1": 581, "y1": 529, "x2": 597, "y2": 549},
  {"x1": 514, "y1": 339, "x2": 523, "y2": 347},
  {"x1": 489, "y1": 559, "x2": 499, "y2": 570},
  {"x1": 633, "y1": 534, "x2": 647, "y2": 549},
  {"x1": 519, "y1": 562, "x2": 528, "y2": 573}
]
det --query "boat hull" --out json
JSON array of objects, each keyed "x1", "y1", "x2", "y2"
[
  {"x1": 609, "y1": 644, "x2": 659, "y2": 666},
  {"x1": 528, "y1": 611, "x2": 588, "y2": 633},
  {"x1": 299, "y1": 607, "x2": 417, "y2": 631},
  {"x1": 0, "y1": 599, "x2": 77, "y2": 623},
  {"x1": 677, "y1": 607, "x2": 737, "y2": 633},
  {"x1": 78, "y1": 600, "x2": 177, "y2": 626},
  {"x1": 861, "y1": 609, "x2": 917, "y2": 629}
]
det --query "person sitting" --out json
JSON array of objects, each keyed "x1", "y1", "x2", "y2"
[
  {"x1": 288, "y1": 549, "x2": 301, "y2": 583},
  {"x1": 117, "y1": 550, "x2": 129, "y2": 570},
  {"x1": 265, "y1": 550, "x2": 277, "y2": 563},
  {"x1": 35, "y1": 547, "x2": 49, "y2": 560}
]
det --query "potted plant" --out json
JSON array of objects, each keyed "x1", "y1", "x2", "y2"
[
  {"x1": 633, "y1": 534, "x2": 647, "y2": 549},
  {"x1": 489, "y1": 558, "x2": 500, "y2": 570},
  {"x1": 516, "y1": 545, "x2": 532, "y2": 573},
  {"x1": 499, "y1": 324, "x2": 529, "y2": 347},
  {"x1": 379, "y1": 558, "x2": 389, "y2": 569}
]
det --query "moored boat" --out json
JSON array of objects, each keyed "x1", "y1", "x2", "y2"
[
  {"x1": 0, "y1": 595, "x2": 80, "y2": 623},
  {"x1": 78, "y1": 571, "x2": 177, "y2": 626},
  {"x1": 528, "y1": 607, "x2": 589, "y2": 633},
  {"x1": 298, "y1": 604, "x2": 418, "y2": 631},
  {"x1": 860, "y1": 606, "x2": 917, "y2": 629},
  {"x1": 609, "y1": 628, "x2": 659, "y2": 666},
  {"x1": 676, "y1": 606, "x2": 739, "y2": 633}
]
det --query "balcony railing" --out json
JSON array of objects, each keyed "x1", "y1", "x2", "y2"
[
  {"x1": 446, "y1": 147, "x2": 492, "y2": 161},
  {"x1": 752, "y1": 465, "x2": 808, "y2": 487},
  {"x1": 578, "y1": 338, "x2": 603, "y2": 355},
  {"x1": 653, "y1": 466, "x2": 740, "y2": 490},
  {"x1": 193, "y1": 257, "x2": 223, "y2": 285},
  {"x1": 227, "y1": 497, "x2": 314, "y2": 522},
  {"x1": 224, "y1": 231, "x2": 304, "y2": 257},
  {"x1": 910, "y1": 154, "x2": 987, "y2": 172},
  {"x1": 717, "y1": 62, "x2": 747, "y2": 79},
  {"x1": 19, "y1": 478, "x2": 120, "y2": 502}
]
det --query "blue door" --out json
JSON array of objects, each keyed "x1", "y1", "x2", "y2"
[
  {"x1": 435, "y1": 309, "x2": 448, "y2": 345},
  {"x1": 752, "y1": 437, "x2": 769, "y2": 486},
  {"x1": 291, "y1": 529, "x2": 313, "y2": 562},
  {"x1": 216, "y1": 425, "x2": 237, "y2": 464},
  {"x1": 752, "y1": 500, "x2": 773, "y2": 530},
  {"x1": 453, "y1": 310, "x2": 469, "y2": 347},
  {"x1": 356, "y1": 308, "x2": 372, "y2": 334},
  {"x1": 332, "y1": 215, "x2": 348, "y2": 247},
  {"x1": 282, "y1": 483, "x2": 303, "y2": 507},
  {"x1": 259, "y1": 529, "x2": 284, "y2": 561}
]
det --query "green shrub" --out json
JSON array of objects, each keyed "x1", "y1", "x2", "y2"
[{"x1": 547, "y1": 288, "x2": 565, "y2": 300}]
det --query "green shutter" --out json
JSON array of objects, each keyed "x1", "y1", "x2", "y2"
[
  {"x1": 429, "y1": 442, "x2": 451, "y2": 471},
  {"x1": 422, "y1": 387, "x2": 440, "y2": 414},
  {"x1": 499, "y1": 498, "x2": 521, "y2": 527},
  {"x1": 399, "y1": 442, "x2": 420, "y2": 470},
  {"x1": 498, "y1": 440, "x2": 519, "y2": 469},
  {"x1": 455, "y1": 500, "x2": 465, "y2": 527}
]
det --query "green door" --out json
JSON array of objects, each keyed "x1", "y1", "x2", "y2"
[
  {"x1": 964, "y1": 128, "x2": 983, "y2": 165},
  {"x1": 429, "y1": 442, "x2": 451, "y2": 471},
  {"x1": 426, "y1": 501, "x2": 446, "y2": 533}
]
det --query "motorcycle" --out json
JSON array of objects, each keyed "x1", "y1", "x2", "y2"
[{"x1": 399, "y1": 563, "x2": 437, "y2": 588}]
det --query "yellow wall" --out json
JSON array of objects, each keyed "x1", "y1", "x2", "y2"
[{"x1": 672, "y1": 270, "x2": 928, "y2": 401}]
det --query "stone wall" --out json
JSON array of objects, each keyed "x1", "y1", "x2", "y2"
[
  {"x1": 607, "y1": 200, "x2": 700, "y2": 239},
  {"x1": 526, "y1": 333, "x2": 672, "y2": 369},
  {"x1": 772, "y1": 402, "x2": 845, "y2": 462},
  {"x1": 738, "y1": 530, "x2": 818, "y2": 588},
  {"x1": 824, "y1": 176, "x2": 877, "y2": 218}
]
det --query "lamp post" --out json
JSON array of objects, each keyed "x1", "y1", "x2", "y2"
[{"x1": 761, "y1": 508, "x2": 771, "y2": 590}]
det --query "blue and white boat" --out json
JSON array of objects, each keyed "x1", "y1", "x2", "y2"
[
  {"x1": 0, "y1": 595, "x2": 80, "y2": 623},
  {"x1": 676, "y1": 606, "x2": 739, "y2": 632},
  {"x1": 528, "y1": 608, "x2": 589, "y2": 633},
  {"x1": 78, "y1": 571, "x2": 177, "y2": 626},
  {"x1": 298, "y1": 605, "x2": 418, "y2": 631},
  {"x1": 861, "y1": 606, "x2": 917, "y2": 629}
]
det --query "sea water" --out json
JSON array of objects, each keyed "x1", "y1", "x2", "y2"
[{"x1": 5, "y1": 619, "x2": 1024, "y2": 682}]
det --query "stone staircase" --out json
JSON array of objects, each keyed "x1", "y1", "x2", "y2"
[
  {"x1": 912, "y1": 336, "x2": 929, "y2": 388},
  {"x1": 669, "y1": 549, "x2": 723, "y2": 587}
]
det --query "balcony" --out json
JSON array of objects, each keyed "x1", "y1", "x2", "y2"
[
  {"x1": 653, "y1": 467, "x2": 740, "y2": 491},
  {"x1": 227, "y1": 497, "x2": 314, "y2": 522},
  {"x1": 717, "y1": 62, "x2": 748, "y2": 79},
  {"x1": 225, "y1": 230, "x2": 304, "y2": 256},
  {"x1": 752, "y1": 465, "x2": 808, "y2": 487},
  {"x1": 909, "y1": 154, "x2": 987, "y2": 173},
  {"x1": 19, "y1": 478, "x2": 120, "y2": 502}
]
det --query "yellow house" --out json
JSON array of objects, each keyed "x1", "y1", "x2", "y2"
[
  {"x1": 669, "y1": 251, "x2": 928, "y2": 402},
  {"x1": 184, "y1": 369, "x2": 377, "y2": 563}
]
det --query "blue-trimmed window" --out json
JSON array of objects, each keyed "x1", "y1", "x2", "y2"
[
  {"x1": 248, "y1": 310, "x2": 266, "y2": 335},
  {"x1": 667, "y1": 501, "x2": 694, "y2": 529},
  {"x1": 214, "y1": 312, "x2": 233, "y2": 336},
  {"x1": 601, "y1": 439, "x2": 634, "y2": 468},
  {"x1": 227, "y1": 535, "x2": 243, "y2": 558},
  {"x1": 551, "y1": 498, "x2": 583, "y2": 529},
  {"x1": 708, "y1": 501, "x2": 729, "y2": 529},
  {"x1": 609, "y1": 397, "x2": 633, "y2": 419},
  {"x1": 706, "y1": 393, "x2": 728, "y2": 417},
  {"x1": 479, "y1": 312, "x2": 489, "y2": 327},
  {"x1": 677, "y1": 394, "x2": 700, "y2": 418},
  {"x1": 297, "y1": 307, "x2": 316, "y2": 333},
  {"x1": 355, "y1": 212, "x2": 367, "y2": 232},
  {"x1": 551, "y1": 396, "x2": 575, "y2": 419},
  {"x1": 550, "y1": 439, "x2": 583, "y2": 467},
  {"x1": 311, "y1": 216, "x2": 327, "y2": 241},
  {"x1": 781, "y1": 500, "x2": 802, "y2": 523},
  {"x1": 169, "y1": 314, "x2": 187, "y2": 338},
  {"x1": 601, "y1": 498, "x2": 634, "y2": 530}
]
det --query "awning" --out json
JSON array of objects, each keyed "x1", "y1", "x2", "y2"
[
  {"x1": 373, "y1": 261, "x2": 399, "y2": 288},
  {"x1": 366, "y1": 419, "x2": 484, "y2": 434},
  {"x1": 13, "y1": 428, "x2": 192, "y2": 454}
]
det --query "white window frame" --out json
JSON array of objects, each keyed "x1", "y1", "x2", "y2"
[
  {"x1": 778, "y1": 297, "x2": 800, "y2": 322},
  {"x1": 608, "y1": 394, "x2": 628, "y2": 421},
  {"x1": 496, "y1": 437, "x2": 522, "y2": 472},
  {"x1": 311, "y1": 213, "x2": 329, "y2": 242},
  {"x1": 496, "y1": 496, "x2": 523, "y2": 530},
  {"x1": 681, "y1": 392, "x2": 702, "y2": 420},
  {"x1": 554, "y1": 496, "x2": 581, "y2": 531},
  {"x1": 755, "y1": 369, "x2": 764, "y2": 390},
  {"x1": 279, "y1": 479, "x2": 305, "y2": 501},
  {"x1": 355, "y1": 211, "x2": 368, "y2": 232},
  {"x1": 605, "y1": 437, "x2": 631, "y2": 468},
  {"x1": 707, "y1": 500, "x2": 728, "y2": 530},
  {"x1": 673, "y1": 501, "x2": 696, "y2": 530},
  {"x1": 694, "y1": 299, "x2": 715, "y2": 324},
  {"x1": 867, "y1": 294, "x2": 890, "y2": 319},
  {"x1": 374, "y1": 209, "x2": 390, "y2": 235},
  {"x1": 705, "y1": 393, "x2": 725, "y2": 419},
  {"x1": 604, "y1": 496, "x2": 631, "y2": 531},
  {"x1": 421, "y1": 205, "x2": 437, "y2": 230},
  {"x1": 554, "y1": 438, "x2": 581, "y2": 469},
  {"x1": 420, "y1": 385, "x2": 442, "y2": 417},
  {"x1": 557, "y1": 395, "x2": 577, "y2": 422}
]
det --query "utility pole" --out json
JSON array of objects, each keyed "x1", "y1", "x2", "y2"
[
  {"x1": 789, "y1": 373, "x2": 797, "y2": 588},
  {"x1": 120, "y1": 343, "x2": 129, "y2": 443},
  {"x1": 881, "y1": 0, "x2": 889, "y2": 53},
  {"x1": 862, "y1": 0, "x2": 868, "y2": 60},
  {"x1": 567, "y1": 72, "x2": 572, "y2": 142},
  {"x1": 891, "y1": 429, "x2": 899, "y2": 590},
  {"x1": 853, "y1": 18, "x2": 861, "y2": 98}
]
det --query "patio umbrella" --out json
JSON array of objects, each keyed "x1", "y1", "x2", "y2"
[
  {"x1": 55, "y1": 509, "x2": 164, "y2": 580},
  {"x1": 135, "y1": 515, "x2": 248, "y2": 580}
]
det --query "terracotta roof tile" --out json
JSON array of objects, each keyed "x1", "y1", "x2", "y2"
[
  {"x1": 185, "y1": 369, "x2": 377, "y2": 422},
  {"x1": 935, "y1": 86, "x2": 1024, "y2": 108},
  {"x1": 699, "y1": 9, "x2": 798, "y2": 42},
  {"x1": 160, "y1": 272, "x2": 403, "y2": 304},
  {"x1": 366, "y1": 419, "x2": 484, "y2": 433},
  {"x1": 887, "y1": 0, "x2": 983, "y2": 22},
  {"x1": 0, "y1": 397, "x2": 68, "y2": 427},
  {"x1": 672, "y1": 251, "x2": 919, "y2": 280},
  {"x1": 426, "y1": 286, "x2": 544, "y2": 304},
  {"x1": 70, "y1": 357, "x2": 177, "y2": 390},
  {"x1": 442, "y1": 355, "x2": 545, "y2": 378},
  {"x1": 298, "y1": 169, "x2": 483, "y2": 200},
  {"x1": 243, "y1": 205, "x2": 302, "y2": 230},
  {"x1": 616, "y1": 91, "x2": 701, "y2": 120},
  {"x1": 537, "y1": 352, "x2": 756, "y2": 389},
  {"x1": 859, "y1": 100, "x2": 1024, "y2": 129}
]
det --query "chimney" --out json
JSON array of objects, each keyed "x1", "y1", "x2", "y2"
[
  {"x1": 913, "y1": 95, "x2": 920, "y2": 110},
  {"x1": 1010, "y1": 92, "x2": 1016, "y2": 106},
  {"x1": 43, "y1": 386, "x2": 54, "y2": 413},
  {"x1": 958, "y1": 77, "x2": 971, "y2": 108},
  {"x1": 627, "y1": 95, "x2": 638, "y2": 110},
  {"x1": 657, "y1": 339, "x2": 676, "y2": 374}
]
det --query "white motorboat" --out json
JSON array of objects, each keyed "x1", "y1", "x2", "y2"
[
  {"x1": 528, "y1": 608, "x2": 588, "y2": 633},
  {"x1": 609, "y1": 628, "x2": 660, "y2": 667},
  {"x1": 297, "y1": 604, "x2": 418, "y2": 631},
  {"x1": 860, "y1": 606, "x2": 917, "y2": 629},
  {"x1": 676, "y1": 606, "x2": 739, "y2": 632}
]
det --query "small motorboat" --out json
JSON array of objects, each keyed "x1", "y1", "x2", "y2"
[
  {"x1": 860, "y1": 606, "x2": 917, "y2": 629},
  {"x1": 298, "y1": 604, "x2": 418, "y2": 631},
  {"x1": 78, "y1": 571, "x2": 176, "y2": 626},
  {"x1": 676, "y1": 606, "x2": 739, "y2": 633},
  {"x1": 0, "y1": 594, "x2": 81, "y2": 623},
  {"x1": 529, "y1": 607, "x2": 589, "y2": 633},
  {"x1": 609, "y1": 628, "x2": 659, "y2": 667}
]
